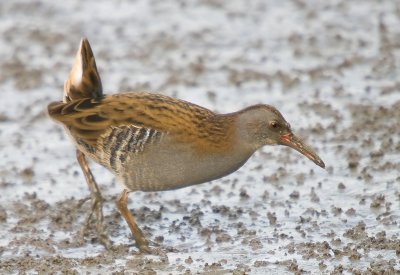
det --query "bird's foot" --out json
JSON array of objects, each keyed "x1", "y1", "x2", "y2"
[{"x1": 78, "y1": 194, "x2": 112, "y2": 249}]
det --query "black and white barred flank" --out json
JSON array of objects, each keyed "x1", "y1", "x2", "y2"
[{"x1": 101, "y1": 125, "x2": 163, "y2": 170}]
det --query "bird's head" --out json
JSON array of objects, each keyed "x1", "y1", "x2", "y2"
[{"x1": 236, "y1": 104, "x2": 325, "y2": 168}]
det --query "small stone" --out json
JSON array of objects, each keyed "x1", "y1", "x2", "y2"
[
  {"x1": 0, "y1": 207, "x2": 7, "y2": 222},
  {"x1": 253, "y1": 260, "x2": 268, "y2": 267},
  {"x1": 267, "y1": 212, "x2": 277, "y2": 225},
  {"x1": 185, "y1": 256, "x2": 193, "y2": 264},
  {"x1": 370, "y1": 194, "x2": 385, "y2": 208},
  {"x1": 338, "y1": 182, "x2": 346, "y2": 190},
  {"x1": 345, "y1": 208, "x2": 356, "y2": 216},
  {"x1": 290, "y1": 191, "x2": 300, "y2": 199}
]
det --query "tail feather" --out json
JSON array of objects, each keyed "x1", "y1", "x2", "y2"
[
  {"x1": 47, "y1": 98, "x2": 106, "y2": 145},
  {"x1": 63, "y1": 38, "x2": 103, "y2": 102}
]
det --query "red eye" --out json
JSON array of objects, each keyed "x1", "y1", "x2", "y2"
[{"x1": 270, "y1": 121, "x2": 278, "y2": 128}]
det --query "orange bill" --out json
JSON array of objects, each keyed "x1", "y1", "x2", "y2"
[{"x1": 279, "y1": 133, "x2": 325, "y2": 168}]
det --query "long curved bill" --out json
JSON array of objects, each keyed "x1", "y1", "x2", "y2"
[{"x1": 279, "y1": 133, "x2": 325, "y2": 168}]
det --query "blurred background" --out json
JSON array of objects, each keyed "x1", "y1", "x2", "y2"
[{"x1": 0, "y1": 0, "x2": 399, "y2": 273}]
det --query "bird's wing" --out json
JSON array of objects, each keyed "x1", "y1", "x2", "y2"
[{"x1": 47, "y1": 92, "x2": 215, "y2": 147}]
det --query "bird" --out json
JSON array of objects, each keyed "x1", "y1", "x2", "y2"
[{"x1": 48, "y1": 38, "x2": 325, "y2": 253}]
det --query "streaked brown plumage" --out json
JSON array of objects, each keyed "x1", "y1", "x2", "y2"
[
  {"x1": 48, "y1": 38, "x2": 325, "y2": 253},
  {"x1": 49, "y1": 92, "x2": 235, "y2": 154}
]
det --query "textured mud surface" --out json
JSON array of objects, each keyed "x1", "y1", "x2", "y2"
[{"x1": 0, "y1": 0, "x2": 399, "y2": 274}]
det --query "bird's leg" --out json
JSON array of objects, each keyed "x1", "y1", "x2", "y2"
[
  {"x1": 116, "y1": 189, "x2": 151, "y2": 253},
  {"x1": 76, "y1": 149, "x2": 112, "y2": 249}
]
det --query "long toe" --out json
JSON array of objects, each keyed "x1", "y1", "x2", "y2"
[
  {"x1": 98, "y1": 230, "x2": 112, "y2": 249},
  {"x1": 135, "y1": 236, "x2": 151, "y2": 253},
  {"x1": 78, "y1": 194, "x2": 112, "y2": 249},
  {"x1": 93, "y1": 198, "x2": 112, "y2": 249},
  {"x1": 138, "y1": 244, "x2": 152, "y2": 254}
]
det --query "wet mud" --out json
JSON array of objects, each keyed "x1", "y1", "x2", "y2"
[{"x1": 0, "y1": 0, "x2": 399, "y2": 274}]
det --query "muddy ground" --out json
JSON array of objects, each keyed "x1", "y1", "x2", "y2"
[{"x1": 0, "y1": 0, "x2": 399, "y2": 274}]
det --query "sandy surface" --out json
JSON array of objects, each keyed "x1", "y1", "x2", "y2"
[{"x1": 0, "y1": 0, "x2": 399, "y2": 274}]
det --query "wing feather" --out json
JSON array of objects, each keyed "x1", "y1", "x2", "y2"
[{"x1": 47, "y1": 92, "x2": 215, "y2": 146}]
